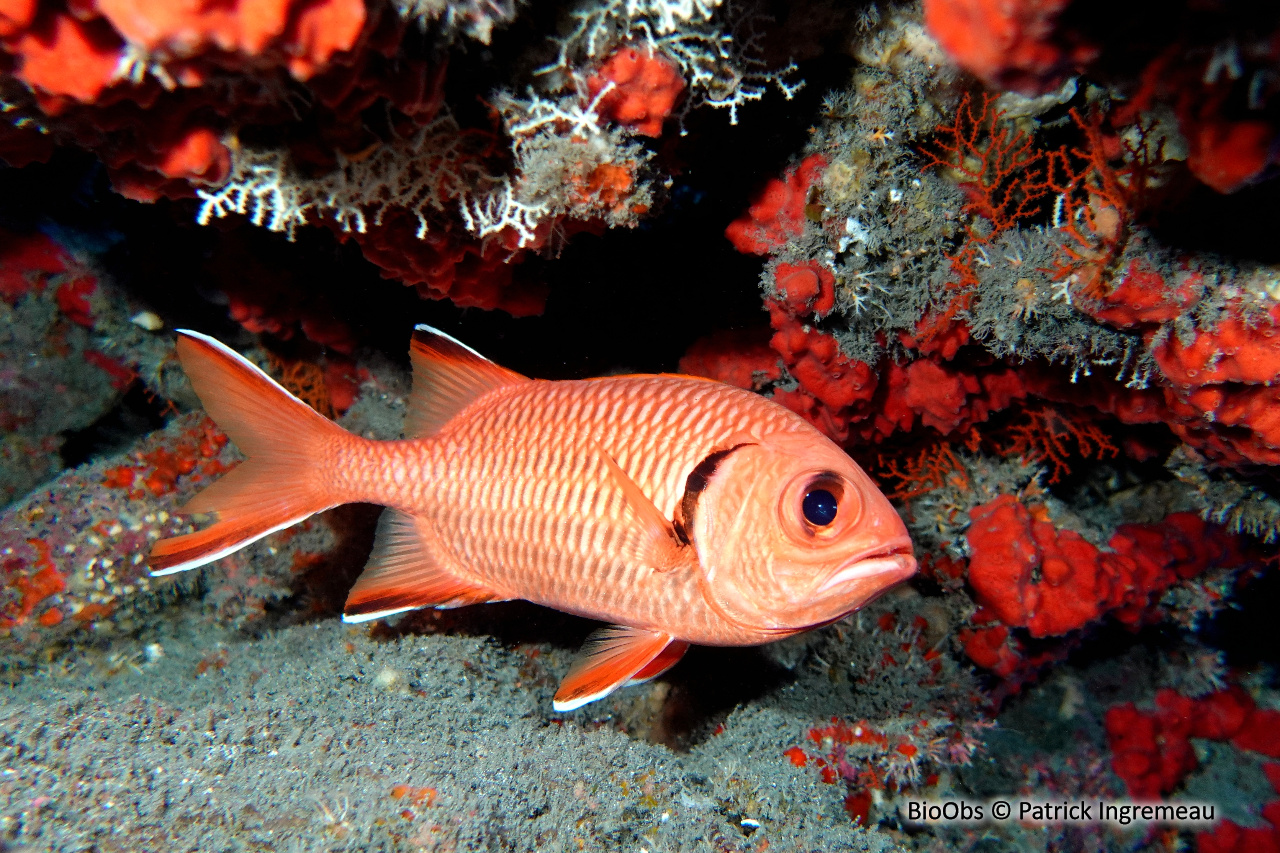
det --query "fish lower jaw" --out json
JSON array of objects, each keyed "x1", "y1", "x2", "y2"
[{"x1": 816, "y1": 546, "x2": 917, "y2": 594}]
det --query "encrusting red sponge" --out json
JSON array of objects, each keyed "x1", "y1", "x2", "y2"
[
  {"x1": 725, "y1": 154, "x2": 827, "y2": 255},
  {"x1": 966, "y1": 500, "x2": 1249, "y2": 639},
  {"x1": 586, "y1": 46, "x2": 685, "y2": 137},
  {"x1": 1106, "y1": 685, "x2": 1280, "y2": 853}
]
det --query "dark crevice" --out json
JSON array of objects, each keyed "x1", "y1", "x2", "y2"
[{"x1": 59, "y1": 381, "x2": 170, "y2": 469}]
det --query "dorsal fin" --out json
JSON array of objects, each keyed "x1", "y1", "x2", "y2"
[
  {"x1": 342, "y1": 509, "x2": 506, "y2": 622},
  {"x1": 405, "y1": 324, "x2": 529, "y2": 438}
]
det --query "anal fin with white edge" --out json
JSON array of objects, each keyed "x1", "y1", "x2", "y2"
[
  {"x1": 626, "y1": 639, "x2": 690, "y2": 686},
  {"x1": 342, "y1": 509, "x2": 505, "y2": 623},
  {"x1": 553, "y1": 625, "x2": 684, "y2": 712}
]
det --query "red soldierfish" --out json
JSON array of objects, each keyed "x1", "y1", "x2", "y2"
[{"x1": 150, "y1": 327, "x2": 917, "y2": 710}]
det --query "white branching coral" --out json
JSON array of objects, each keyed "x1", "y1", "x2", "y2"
[
  {"x1": 195, "y1": 145, "x2": 310, "y2": 235},
  {"x1": 197, "y1": 88, "x2": 652, "y2": 252},
  {"x1": 460, "y1": 88, "x2": 653, "y2": 247},
  {"x1": 112, "y1": 43, "x2": 178, "y2": 90},
  {"x1": 0, "y1": 81, "x2": 47, "y2": 134},
  {"x1": 538, "y1": 0, "x2": 801, "y2": 126},
  {"x1": 505, "y1": 83, "x2": 618, "y2": 142},
  {"x1": 192, "y1": 0, "x2": 774, "y2": 254},
  {"x1": 546, "y1": 0, "x2": 723, "y2": 62},
  {"x1": 204, "y1": 10, "x2": 697, "y2": 243},
  {"x1": 195, "y1": 115, "x2": 491, "y2": 240},
  {"x1": 392, "y1": 0, "x2": 520, "y2": 44},
  {"x1": 622, "y1": 0, "x2": 724, "y2": 35},
  {"x1": 653, "y1": 14, "x2": 804, "y2": 124},
  {"x1": 459, "y1": 180, "x2": 549, "y2": 245}
]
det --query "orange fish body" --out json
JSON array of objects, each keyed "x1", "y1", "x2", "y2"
[{"x1": 151, "y1": 327, "x2": 916, "y2": 710}]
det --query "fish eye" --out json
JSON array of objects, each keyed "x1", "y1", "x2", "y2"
[
  {"x1": 802, "y1": 488, "x2": 838, "y2": 526},
  {"x1": 778, "y1": 471, "x2": 853, "y2": 543}
]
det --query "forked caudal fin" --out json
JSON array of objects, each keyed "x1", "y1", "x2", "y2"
[{"x1": 148, "y1": 331, "x2": 355, "y2": 576}]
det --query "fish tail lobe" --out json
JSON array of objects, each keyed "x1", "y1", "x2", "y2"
[{"x1": 149, "y1": 330, "x2": 355, "y2": 576}]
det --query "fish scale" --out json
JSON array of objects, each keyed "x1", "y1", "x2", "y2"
[
  {"x1": 150, "y1": 327, "x2": 916, "y2": 709},
  {"x1": 372, "y1": 376, "x2": 794, "y2": 637},
  {"x1": 353, "y1": 381, "x2": 771, "y2": 632}
]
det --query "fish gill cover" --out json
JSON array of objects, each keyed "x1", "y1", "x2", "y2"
[{"x1": 1, "y1": 0, "x2": 1279, "y2": 851}]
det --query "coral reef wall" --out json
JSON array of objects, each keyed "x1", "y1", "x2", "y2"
[{"x1": 3, "y1": 0, "x2": 1280, "y2": 851}]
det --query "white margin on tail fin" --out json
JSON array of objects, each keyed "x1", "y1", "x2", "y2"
[
  {"x1": 413, "y1": 323, "x2": 492, "y2": 361},
  {"x1": 175, "y1": 329, "x2": 313, "y2": 408},
  {"x1": 149, "y1": 514, "x2": 316, "y2": 576},
  {"x1": 149, "y1": 330, "x2": 333, "y2": 577}
]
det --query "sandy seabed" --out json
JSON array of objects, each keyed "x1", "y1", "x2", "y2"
[{"x1": 0, "y1": 598, "x2": 892, "y2": 853}]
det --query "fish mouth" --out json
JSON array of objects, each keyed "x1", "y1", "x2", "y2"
[{"x1": 816, "y1": 537, "x2": 917, "y2": 594}]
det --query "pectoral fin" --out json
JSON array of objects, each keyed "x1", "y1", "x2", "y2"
[
  {"x1": 553, "y1": 626, "x2": 683, "y2": 711},
  {"x1": 595, "y1": 446, "x2": 686, "y2": 572},
  {"x1": 343, "y1": 509, "x2": 506, "y2": 622}
]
